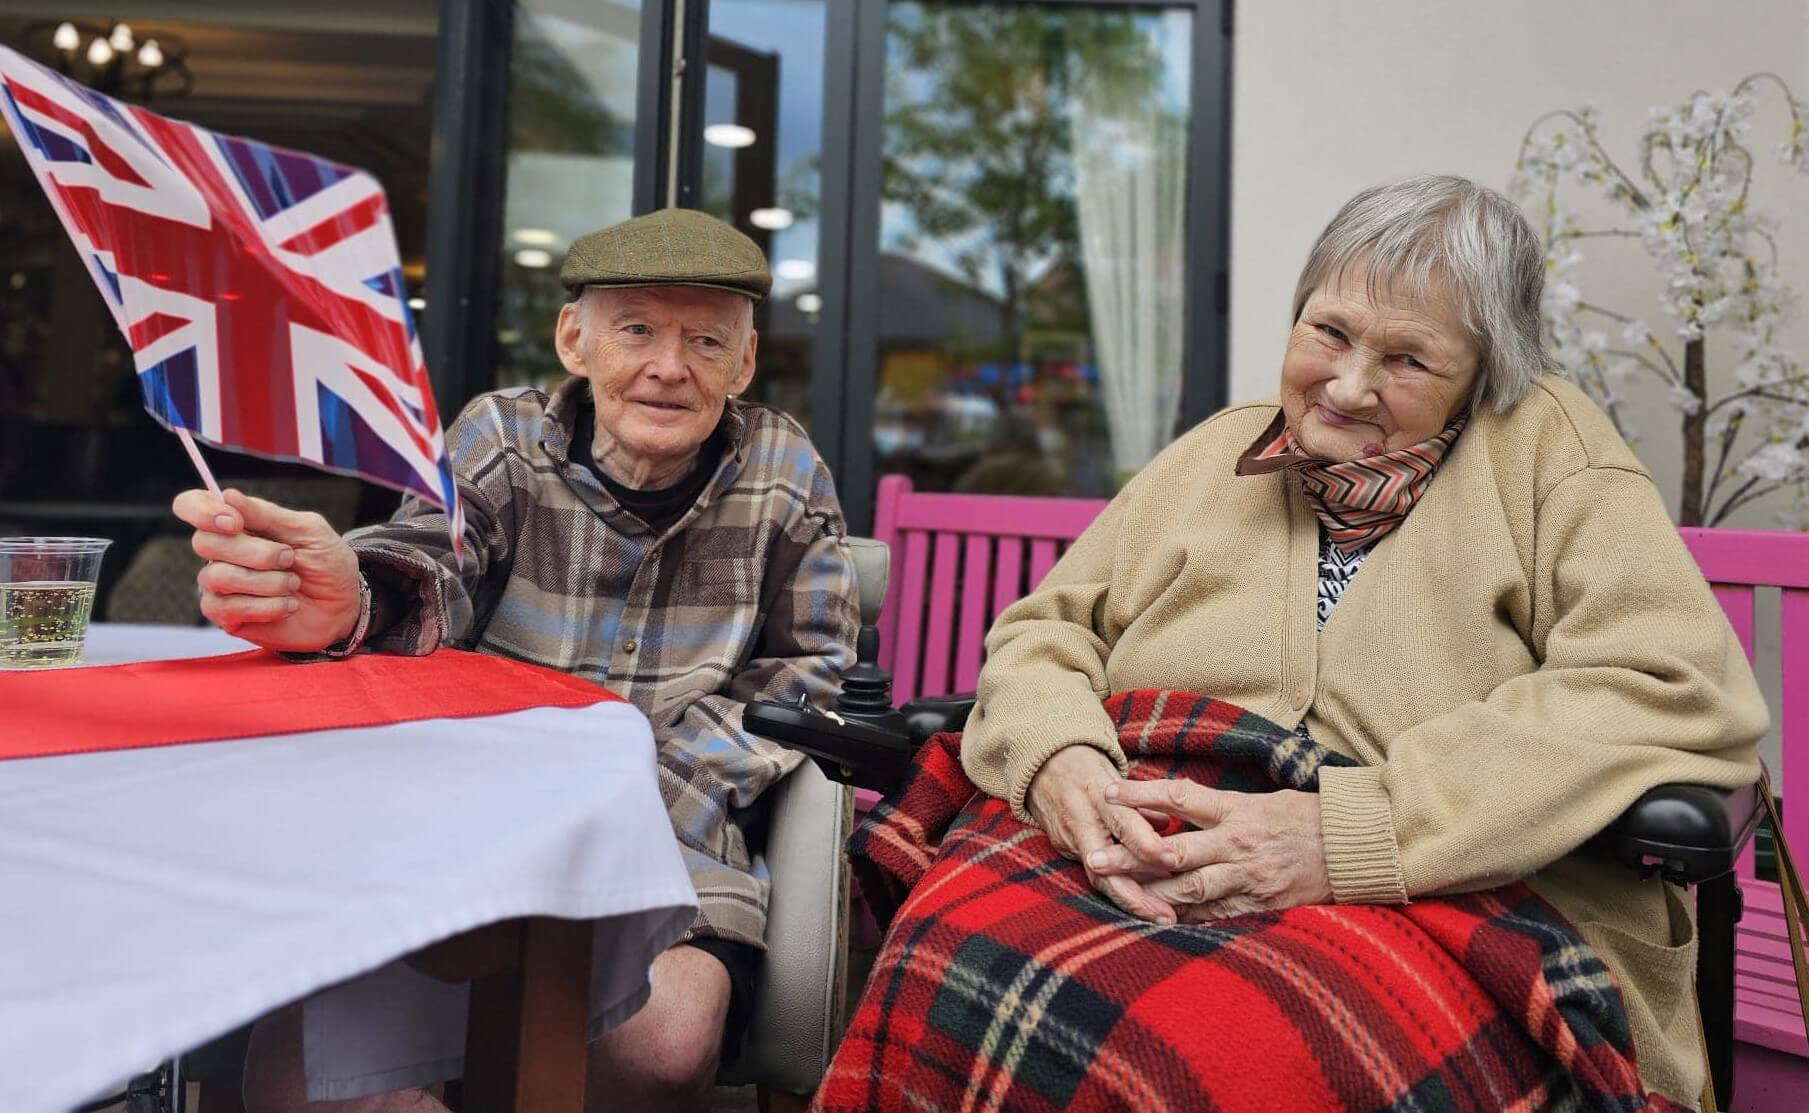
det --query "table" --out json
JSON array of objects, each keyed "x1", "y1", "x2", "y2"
[{"x1": 0, "y1": 625, "x2": 696, "y2": 1113}]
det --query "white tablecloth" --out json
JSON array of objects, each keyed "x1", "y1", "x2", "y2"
[{"x1": 0, "y1": 625, "x2": 697, "y2": 1113}]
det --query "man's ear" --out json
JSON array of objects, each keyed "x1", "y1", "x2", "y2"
[
  {"x1": 730, "y1": 327, "x2": 757, "y2": 396},
  {"x1": 554, "y1": 300, "x2": 588, "y2": 377}
]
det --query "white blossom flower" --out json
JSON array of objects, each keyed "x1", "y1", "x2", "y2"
[
  {"x1": 1668, "y1": 383, "x2": 1703, "y2": 414},
  {"x1": 1740, "y1": 441, "x2": 1805, "y2": 482}
]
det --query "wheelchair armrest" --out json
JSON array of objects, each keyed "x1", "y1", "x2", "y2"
[
  {"x1": 744, "y1": 693, "x2": 980, "y2": 796},
  {"x1": 1591, "y1": 780, "x2": 1764, "y2": 886},
  {"x1": 902, "y1": 693, "x2": 976, "y2": 747},
  {"x1": 744, "y1": 700, "x2": 913, "y2": 793}
]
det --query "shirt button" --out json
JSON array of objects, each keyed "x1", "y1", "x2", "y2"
[{"x1": 622, "y1": 639, "x2": 638, "y2": 654}]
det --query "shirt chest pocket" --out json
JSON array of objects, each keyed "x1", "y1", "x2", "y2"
[{"x1": 676, "y1": 557, "x2": 762, "y2": 607}]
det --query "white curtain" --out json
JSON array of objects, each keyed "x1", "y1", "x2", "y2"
[{"x1": 1071, "y1": 72, "x2": 1188, "y2": 480}]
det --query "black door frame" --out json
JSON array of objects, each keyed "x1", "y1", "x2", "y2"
[{"x1": 422, "y1": 0, "x2": 513, "y2": 419}]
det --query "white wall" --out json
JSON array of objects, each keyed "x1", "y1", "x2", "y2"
[{"x1": 1229, "y1": 0, "x2": 1809, "y2": 529}]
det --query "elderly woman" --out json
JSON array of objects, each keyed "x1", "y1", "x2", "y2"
[{"x1": 830, "y1": 176, "x2": 1766, "y2": 1112}]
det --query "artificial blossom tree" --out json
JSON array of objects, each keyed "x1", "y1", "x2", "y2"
[{"x1": 1512, "y1": 74, "x2": 1809, "y2": 527}]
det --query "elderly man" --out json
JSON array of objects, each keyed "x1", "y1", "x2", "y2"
[{"x1": 171, "y1": 209, "x2": 859, "y2": 1111}]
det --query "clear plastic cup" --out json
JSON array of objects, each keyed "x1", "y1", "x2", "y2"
[{"x1": 0, "y1": 537, "x2": 112, "y2": 668}]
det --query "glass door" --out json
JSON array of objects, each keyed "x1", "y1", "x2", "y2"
[{"x1": 837, "y1": 0, "x2": 1224, "y2": 529}]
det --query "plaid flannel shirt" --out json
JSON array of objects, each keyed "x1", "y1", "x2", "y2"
[{"x1": 343, "y1": 377, "x2": 859, "y2": 948}]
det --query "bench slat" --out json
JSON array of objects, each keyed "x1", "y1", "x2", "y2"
[
  {"x1": 892, "y1": 528, "x2": 931, "y2": 705},
  {"x1": 1712, "y1": 584, "x2": 1757, "y2": 664},
  {"x1": 1028, "y1": 539, "x2": 1059, "y2": 589},
  {"x1": 993, "y1": 540, "x2": 1024, "y2": 629},
  {"x1": 920, "y1": 533, "x2": 962, "y2": 698},
  {"x1": 1681, "y1": 528, "x2": 1809, "y2": 589},
  {"x1": 893, "y1": 490, "x2": 1110, "y2": 539},
  {"x1": 955, "y1": 535, "x2": 993, "y2": 693}
]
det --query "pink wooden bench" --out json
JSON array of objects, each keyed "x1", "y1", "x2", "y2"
[
  {"x1": 1680, "y1": 527, "x2": 1809, "y2": 1108},
  {"x1": 872, "y1": 474, "x2": 1107, "y2": 705},
  {"x1": 869, "y1": 474, "x2": 1807, "y2": 1106}
]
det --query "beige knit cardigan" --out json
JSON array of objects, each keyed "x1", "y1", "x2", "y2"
[{"x1": 961, "y1": 375, "x2": 1768, "y2": 1104}]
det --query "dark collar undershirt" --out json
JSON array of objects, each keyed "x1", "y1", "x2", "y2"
[{"x1": 570, "y1": 399, "x2": 723, "y2": 534}]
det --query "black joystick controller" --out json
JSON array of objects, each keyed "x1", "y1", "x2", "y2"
[
  {"x1": 743, "y1": 622, "x2": 912, "y2": 789},
  {"x1": 832, "y1": 625, "x2": 908, "y2": 736}
]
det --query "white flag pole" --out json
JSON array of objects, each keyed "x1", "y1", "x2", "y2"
[{"x1": 175, "y1": 427, "x2": 224, "y2": 501}]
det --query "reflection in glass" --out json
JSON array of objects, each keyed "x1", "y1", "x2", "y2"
[
  {"x1": 877, "y1": 3, "x2": 1191, "y2": 498},
  {"x1": 703, "y1": 0, "x2": 826, "y2": 427},
  {"x1": 493, "y1": 0, "x2": 641, "y2": 391}
]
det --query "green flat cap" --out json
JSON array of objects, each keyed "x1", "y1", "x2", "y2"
[{"x1": 560, "y1": 208, "x2": 771, "y2": 302}]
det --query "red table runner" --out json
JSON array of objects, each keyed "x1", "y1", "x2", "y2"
[{"x1": 1, "y1": 649, "x2": 619, "y2": 761}]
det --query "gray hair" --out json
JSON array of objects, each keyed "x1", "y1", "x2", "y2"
[{"x1": 1291, "y1": 175, "x2": 1556, "y2": 412}]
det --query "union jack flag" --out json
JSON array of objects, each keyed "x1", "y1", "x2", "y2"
[{"x1": 0, "y1": 47, "x2": 463, "y2": 554}]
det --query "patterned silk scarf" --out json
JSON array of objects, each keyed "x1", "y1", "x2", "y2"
[{"x1": 1235, "y1": 410, "x2": 1468, "y2": 553}]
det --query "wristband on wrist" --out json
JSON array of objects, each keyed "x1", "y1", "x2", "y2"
[{"x1": 321, "y1": 572, "x2": 373, "y2": 658}]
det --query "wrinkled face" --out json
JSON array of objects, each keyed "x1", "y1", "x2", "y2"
[
  {"x1": 555, "y1": 285, "x2": 756, "y2": 485},
  {"x1": 1280, "y1": 267, "x2": 1481, "y2": 462}
]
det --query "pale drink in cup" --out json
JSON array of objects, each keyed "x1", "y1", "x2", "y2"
[{"x1": 0, "y1": 537, "x2": 112, "y2": 668}]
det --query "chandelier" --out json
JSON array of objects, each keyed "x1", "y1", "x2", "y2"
[{"x1": 21, "y1": 20, "x2": 192, "y2": 102}]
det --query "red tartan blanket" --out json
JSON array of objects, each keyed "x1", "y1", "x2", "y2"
[{"x1": 825, "y1": 690, "x2": 1687, "y2": 1113}]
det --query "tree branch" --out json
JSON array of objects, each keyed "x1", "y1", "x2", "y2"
[
  {"x1": 1709, "y1": 475, "x2": 1767, "y2": 524},
  {"x1": 1578, "y1": 301, "x2": 1636, "y2": 323},
  {"x1": 1707, "y1": 387, "x2": 1809, "y2": 416},
  {"x1": 1556, "y1": 229, "x2": 1643, "y2": 240},
  {"x1": 1603, "y1": 347, "x2": 1680, "y2": 386},
  {"x1": 1520, "y1": 109, "x2": 1652, "y2": 208},
  {"x1": 1712, "y1": 477, "x2": 1794, "y2": 525},
  {"x1": 1702, "y1": 411, "x2": 1744, "y2": 509}
]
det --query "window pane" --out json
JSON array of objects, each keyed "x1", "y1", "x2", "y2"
[
  {"x1": 492, "y1": 0, "x2": 642, "y2": 392},
  {"x1": 876, "y1": 3, "x2": 1191, "y2": 498},
  {"x1": 702, "y1": 0, "x2": 826, "y2": 428}
]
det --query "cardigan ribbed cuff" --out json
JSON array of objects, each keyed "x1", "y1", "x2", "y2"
[
  {"x1": 1005, "y1": 715, "x2": 1129, "y2": 826},
  {"x1": 1319, "y1": 764, "x2": 1408, "y2": 905}
]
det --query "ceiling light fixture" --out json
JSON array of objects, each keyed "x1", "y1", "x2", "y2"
[
  {"x1": 703, "y1": 124, "x2": 757, "y2": 149},
  {"x1": 511, "y1": 228, "x2": 560, "y2": 247},
  {"x1": 749, "y1": 207, "x2": 793, "y2": 231},
  {"x1": 26, "y1": 20, "x2": 192, "y2": 102},
  {"x1": 513, "y1": 248, "x2": 554, "y2": 269},
  {"x1": 774, "y1": 259, "x2": 816, "y2": 282}
]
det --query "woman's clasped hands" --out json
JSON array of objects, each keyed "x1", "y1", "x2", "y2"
[{"x1": 1025, "y1": 745, "x2": 1334, "y2": 925}]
